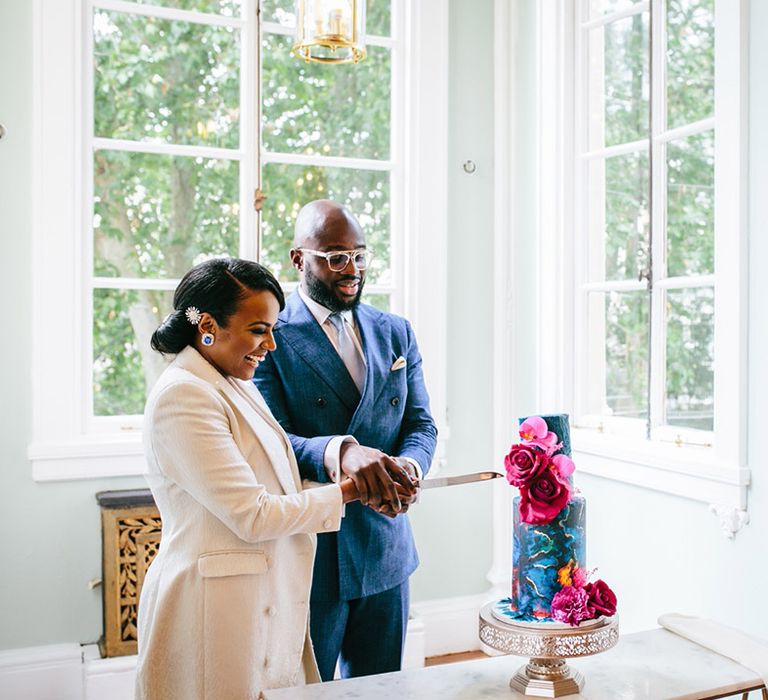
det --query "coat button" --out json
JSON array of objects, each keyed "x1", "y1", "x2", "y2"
[
  {"x1": 390, "y1": 397, "x2": 400, "y2": 407},
  {"x1": 323, "y1": 518, "x2": 333, "y2": 529},
  {"x1": 267, "y1": 606, "x2": 277, "y2": 617},
  {"x1": 317, "y1": 397, "x2": 326, "y2": 407}
]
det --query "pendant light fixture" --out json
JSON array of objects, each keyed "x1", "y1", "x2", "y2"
[{"x1": 292, "y1": 0, "x2": 366, "y2": 64}]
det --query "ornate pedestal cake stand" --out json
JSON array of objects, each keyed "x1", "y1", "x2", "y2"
[{"x1": 479, "y1": 602, "x2": 619, "y2": 697}]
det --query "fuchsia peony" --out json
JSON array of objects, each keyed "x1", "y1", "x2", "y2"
[
  {"x1": 504, "y1": 444, "x2": 548, "y2": 487},
  {"x1": 550, "y1": 571, "x2": 618, "y2": 625},
  {"x1": 518, "y1": 468, "x2": 572, "y2": 525},
  {"x1": 584, "y1": 579, "x2": 617, "y2": 617},
  {"x1": 550, "y1": 586, "x2": 592, "y2": 626}
]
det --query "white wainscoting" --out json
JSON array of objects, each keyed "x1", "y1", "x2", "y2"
[
  {"x1": 0, "y1": 644, "x2": 83, "y2": 700},
  {"x1": 0, "y1": 594, "x2": 489, "y2": 700}
]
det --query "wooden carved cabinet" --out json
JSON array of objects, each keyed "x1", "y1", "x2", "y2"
[{"x1": 96, "y1": 489, "x2": 161, "y2": 657}]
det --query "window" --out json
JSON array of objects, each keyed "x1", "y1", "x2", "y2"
[
  {"x1": 30, "y1": 0, "x2": 448, "y2": 479},
  {"x1": 89, "y1": 1, "x2": 250, "y2": 423},
  {"x1": 259, "y1": 0, "x2": 401, "y2": 312},
  {"x1": 536, "y1": 0, "x2": 748, "y2": 508}
]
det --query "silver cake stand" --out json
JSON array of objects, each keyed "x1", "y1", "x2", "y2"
[{"x1": 479, "y1": 602, "x2": 619, "y2": 697}]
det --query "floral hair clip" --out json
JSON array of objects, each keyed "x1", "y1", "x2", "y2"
[{"x1": 185, "y1": 306, "x2": 202, "y2": 325}]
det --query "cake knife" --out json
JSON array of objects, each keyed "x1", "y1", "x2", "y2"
[{"x1": 417, "y1": 471, "x2": 503, "y2": 489}]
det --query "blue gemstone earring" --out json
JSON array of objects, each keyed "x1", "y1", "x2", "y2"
[{"x1": 201, "y1": 332, "x2": 215, "y2": 346}]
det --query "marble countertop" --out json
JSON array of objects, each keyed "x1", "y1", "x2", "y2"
[{"x1": 263, "y1": 629, "x2": 765, "y2": 700}]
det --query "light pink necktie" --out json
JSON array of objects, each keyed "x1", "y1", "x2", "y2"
[{"x1": 328, "y1": 312, "x2": 366, "y2": 392}]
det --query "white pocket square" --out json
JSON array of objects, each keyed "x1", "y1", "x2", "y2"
[{"x1": 390, "y1": 356, "x2": 407, "y2": 371}]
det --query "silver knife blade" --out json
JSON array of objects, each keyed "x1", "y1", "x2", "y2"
[{"x1": 418, "y1": 471, "x2": 503, "y2": 489}]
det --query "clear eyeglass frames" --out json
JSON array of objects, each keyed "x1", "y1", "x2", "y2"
[{"x1": 299, "y1": 248, "x2": 374, "y2": 272}]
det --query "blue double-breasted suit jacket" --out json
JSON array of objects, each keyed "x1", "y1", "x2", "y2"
[{"x1": 254, "y1": 292, "x2": 438, "y2": 601}]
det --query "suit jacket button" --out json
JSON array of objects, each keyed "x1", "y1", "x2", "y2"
[
  {"x1": 267, "y1": 606, "x2": 277, "y2": 617},
  {"x1": 390, "y1": 397, "x2": 400, "y2": 406},
  {"x1": 323, "y1": 518, "x2": 333, "y2": 529},
  {"x1": 317, "y1": 397, "x2": 326, "y2": 407}
]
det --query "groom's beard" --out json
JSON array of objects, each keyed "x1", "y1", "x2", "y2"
[{"x1": 304, "y1": 266, "x2": 364, "y2": 312}]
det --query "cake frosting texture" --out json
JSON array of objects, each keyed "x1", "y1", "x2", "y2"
[{"x1": 511, "y1": 494, "x2": 585, "y2": 619}]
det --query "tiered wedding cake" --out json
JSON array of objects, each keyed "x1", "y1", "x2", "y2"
[{"x1": 494, "y1": 414, "x2": 617, "y2": 627}]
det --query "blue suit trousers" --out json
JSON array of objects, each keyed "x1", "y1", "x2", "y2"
[{"x1": 310, "y1": 581, "x2": 410, "y2": 680}]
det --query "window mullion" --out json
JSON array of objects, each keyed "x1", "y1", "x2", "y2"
[
  {"x1": 83, "y1": 1, "x2": 96, "y2": 432},
  {"x1": 261, "y1": 151, "x2": 393, "y2": 171},
  {"x1": 389, "y1": 0, "x2": 404, "y2": 314},
  {"x1": 573, "y1": 0, "x2": 590, "y2": 423},
  {"x1": 91, "y1": 137, "x2": 243, "y2": 161},
  {"x1": 93, "y1": 0, "x2": 246, "y2": 28},
  {"x1": 712, "y1": 0, "x2": 748, "y2": 464},
  {"x1": 241, "y1": 0, "x2": 258, "y2": 261},
  {"x1": 648, "y1": 0, "x2": 667, "y2": 437}
]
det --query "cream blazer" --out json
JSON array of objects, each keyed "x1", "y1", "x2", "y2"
[{"x1": 136, "y1": 346, "x2": 344, "y2": 700}]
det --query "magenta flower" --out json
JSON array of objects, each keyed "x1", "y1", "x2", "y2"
[
  {"x1": 584, "y1": 580, "x2": 617, "y2": 617},
  {"x1": 519, "y1": 416, "x2": 561, "y2": 455},
  {"x1": 504, "y1": 444, "x2": 549, "y2": 487},
  {"x1": 518, "y1": 468, "x2": 572, "y2": 524},
  {"x1": 551, "y1": 454, "x2": 575, "y2": 480},
  {"x1": 571, "y1": 566, "x2": 590, "y2": 588},
  {"x1": 551, "y1": 585, "x2": 593, "y2": 626}
]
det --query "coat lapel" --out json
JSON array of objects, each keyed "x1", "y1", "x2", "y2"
[
  {"x1": 174, "y1": 347, "x2": 299, "y2": 495},
  {"x1": 223, "y1": 378, "x2": 303, "y2": 494},
  {"x1": 279, "y1": 293, "x2": 361, "y2": 411},
  {"x1": 348, "y1": 305, "x2": 392, "y2": 434}
]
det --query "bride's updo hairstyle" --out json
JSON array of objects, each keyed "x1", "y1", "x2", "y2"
[{"x1": 151, "y1": 258, "x2": 285, "y2": 355}]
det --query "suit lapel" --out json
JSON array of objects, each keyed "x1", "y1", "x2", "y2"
[
  {"x1": 348, "y1": 305, "x2": 392, "y2": 434},
  {"x1": 223, "y1": 378, "x2": 302, "y2": 494},
  {"x1": 279, "y1": 293, "x2": 361, "y2": 411},
  {"x1": 175, "y1": 347, "x2": 299, "y2": 495}
]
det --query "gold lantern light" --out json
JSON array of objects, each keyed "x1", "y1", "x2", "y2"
[{"x1": 292, "y1": 0, "x2": 366, "y2": 64}]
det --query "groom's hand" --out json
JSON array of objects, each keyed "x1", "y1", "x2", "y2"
[
  {"x1": 339, "y1": 444, "x2": 416, "y2": 510},
  {"x1": 375, "y1": 482, "x2": 417, "y2": 518}
]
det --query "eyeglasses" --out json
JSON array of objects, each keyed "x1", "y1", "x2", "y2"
[{"x1": 298, "y1": 248, "x2": 374, "y2": 272}]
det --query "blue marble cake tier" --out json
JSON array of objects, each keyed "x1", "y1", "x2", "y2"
[
  {"x1": 509, "y1": 494, "x2": 586, "y2": 620},
  {"x1": 509, "y1": 413, "x2": 585, "y2": 621}
]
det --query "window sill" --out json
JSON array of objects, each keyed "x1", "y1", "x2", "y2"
[
  {"x1": 572, "y1": 428, "x2": 750, "y2": 511},
  {"x1": 29, "y1": 437, "x2": 146, "y2": 482}
]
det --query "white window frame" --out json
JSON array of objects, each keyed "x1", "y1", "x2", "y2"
[
  {"x1": 85, "y1": 0, "x2": 255, "y2": 436},
  {"x1": 29, "y1": 0, "x2": 448, "y2": 481},
  {"x1": 534, "y1": 0, "x2": 749, "y2": 515}
]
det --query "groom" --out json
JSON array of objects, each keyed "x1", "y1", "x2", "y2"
[{"x1": 254, "y1": 200, "x2": 437, "y2": 680}]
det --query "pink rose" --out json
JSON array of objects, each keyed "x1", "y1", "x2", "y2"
[
  {"x1": 584, "y1": 580, "x2": 617, "y2": 617},
  {"x1": 504, "y1": 444, "x2": 548, "y2": 487},
  {"x1": 550, "y1": 585, "x2": 592, "y2": 626},
  {"x1": 518, "y1": 467, "x2": 572, "y2": 524}
]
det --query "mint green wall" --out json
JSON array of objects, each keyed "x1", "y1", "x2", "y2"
[
  {"x1": 0, "y1": 3, "x2": 148, "y2": 650},
  {"x1": 409, "y1": 0, "x2": 498, "y2": 601}
]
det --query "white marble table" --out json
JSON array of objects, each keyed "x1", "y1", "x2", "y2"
[{"x1": 263, "y1": 629, "x2": 766, "y2": 700}]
